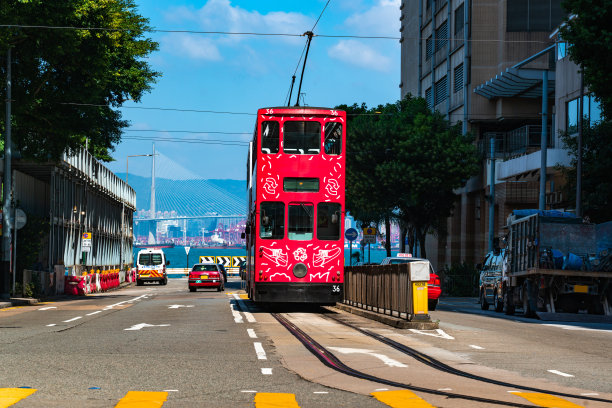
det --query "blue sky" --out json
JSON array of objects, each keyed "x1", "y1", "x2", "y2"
[{"x1": 106, "y1": 0, "x2": 401, "y2": 180}]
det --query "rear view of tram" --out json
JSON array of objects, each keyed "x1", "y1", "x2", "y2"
[{"x1": 244, "y1": 107, "x2": 346, "y2": 304}]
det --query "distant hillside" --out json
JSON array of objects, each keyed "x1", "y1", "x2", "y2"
[
  {"x1": 116, "y1": 173, "x2": 246, "y2": 215},
  {"x1": 209, "y1": 179, "x2": 246, "y2": 201}
]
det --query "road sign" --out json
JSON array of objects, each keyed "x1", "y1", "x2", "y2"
[
  {"x1": 363, "y1": 227, "x2": 376, "y2": 236},
  {"x1": 82, "y1": 246, "x2": 91, "y2": 253},
  {"x1": 15, "y1": 209, "x2": 27, "y2": 230},
  {"x1": 82, "y1": 232, "x2": 92, "y2": 247},
  {"x1": 362, "y1": 227, "x2": 376, "y2": 244},
  {"x1": 362, "y1": 235, "x2": 376, "y2": 244},
  {"x1": 184, "y1": 246, "x2": 191, "y2": 255},
  {"x1": 345, "y1": 228, "x2": 358, "y2": 242}
]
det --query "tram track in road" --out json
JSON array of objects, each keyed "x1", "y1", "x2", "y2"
[
  {"x1": 271, "y1": 311, "x2": 612, "y2": 407},
  {"x1": 323, "y1": 313, "x2": 612, "y2": 405}
]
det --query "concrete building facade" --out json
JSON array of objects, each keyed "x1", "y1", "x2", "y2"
[{"x1": 399, "y1": 0, "x2": 579, "y2": 269}]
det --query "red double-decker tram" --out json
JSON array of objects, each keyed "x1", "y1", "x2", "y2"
[{"x1": 245, "y1": 107, "x2": 346, "y2": 304}]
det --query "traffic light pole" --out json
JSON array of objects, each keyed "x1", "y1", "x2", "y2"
[{"x1": 1, "y1": 47, "x2": 13, "y2": 299}]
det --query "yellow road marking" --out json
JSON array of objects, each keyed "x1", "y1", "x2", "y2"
[
  {"x1": 511, "y1": 392, "x2": 584, "y2": 408},
  {"x1": 0, "y1": 388, "x2": 37, "y2": 407},
  {"x1": 114, "y1": 391, "x2": 168, "y2": 408},
  {"x1": 371, "y1": 390, "x2": 435, "y2": 408},
  {"x1": 0, "y1": 307, "x2": 24, "y2": 312},
  {"x1": 255, "y1": 393, "x2": 300, "y2": 408}
]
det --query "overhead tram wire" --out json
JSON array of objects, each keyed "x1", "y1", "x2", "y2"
[
  {"x1": 125, "y1": 129, "x2": 251, "y2": 135},
  {"x1": 59, "y1": 102, "x2": 256, "y2": 116},
  {"x1": 0, "y1": 24, "x2": 552, "y2": 44},
  {"x1": 291, "y1": 0, "x2": 331, "y2": 106},
  {"x1": 122, "y1": 136, "x2": 249, "y2": 146}
]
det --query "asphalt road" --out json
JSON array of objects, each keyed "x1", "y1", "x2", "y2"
[
  {"x1": 1, "y1": 281, "x2": 612, "y2": 407},
  {"x1": 0, "y1": 279, "x2": 387, "y2": 407},
  {"x1": 432, "y1": 297, "x2": 612, "y2": 393}
]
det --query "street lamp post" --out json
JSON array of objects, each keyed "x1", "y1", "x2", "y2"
[
  {"x1": 124, "y1": 153, "x2": 155, "y2": 270},
  {"x1": 126, "y1": 154, "x2": 154, "y2": 184}
]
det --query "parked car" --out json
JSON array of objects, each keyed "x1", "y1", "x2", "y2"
[
  {"x1": 380, "y1": 255, "x2": 441, "y2": 311},
  {"x1": 239, "y1": 261, "x2": 247, "y2": 280},
  {"x1": 188, "y1": 263, "x2": 225, "y2": 292},
  {"x1": 478, "y1": 250, "x2": 506, "y2": 312}
]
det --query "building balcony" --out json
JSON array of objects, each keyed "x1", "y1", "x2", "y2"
[
  {"x1": 479, "y1": 126, "x2": 553, "y2": 160},
  {"x1": 496, "y1": 148, "x2": 571, "y2": 180}
]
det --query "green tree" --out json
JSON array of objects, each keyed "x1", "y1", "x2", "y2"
[
  {"x1": 560, "y1": 0, "x2": 612, "y2": 119},
  {"x1": 339, "y1": 96, "x2": 479, "y2": 259},
  {"x1": 0, "y1": 0, "x2": 159, "y2": 161},
  {"x1": 559, "y1": 120, "x2": 612, "y2": 223},
  {"x1": 338, "y1": 102, "x2": 397, "y2": 257}
]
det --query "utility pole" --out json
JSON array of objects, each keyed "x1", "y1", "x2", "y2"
[
  {"x1": 488, "y1": 136, "x2": 495, "y2": 253},
  {"x1": 576, "y1": 70, "x2": 584, "y2": 217},
  {"x1": 1, "y1": 47, "x2": 13, "y2": 299},
  {"x1": 539, "y1": 70, "x2": 549, "y2": 211}
]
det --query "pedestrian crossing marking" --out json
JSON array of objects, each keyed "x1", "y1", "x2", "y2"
[
  {"x1": 510, "y1": 392, "x2": 585, "y2": 408},
  {"x1": 0, "y1": 388, "x2": 37, "y2": 408},
  {"x1": 255, "y1": 393, "x2": 300, "y2": 408},
  {"x1": 114, "y1": 391, "x2": 168, "y2": 408},
  {"x1": 371, "y1": 390, "x2": 435, "y2": 407}
]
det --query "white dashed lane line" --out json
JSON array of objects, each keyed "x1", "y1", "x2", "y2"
[
  {"x1": 45, "y1": 294, "x2": 150, "y2": 327},
  {"x1": 247, "y1": 329, "x2": 257, "y2": 338},
  {"x1": 254, "y1": 342, "x2": 267, "y2": 360},
  {"x1": 548, "y1": 369, "x2": 574, "y2": 378},
  {"x1": 469, "y1": 345, "x2": 485, "y2": 350},
  {"x1": 261, "y1": 368, "x2": 273, "y2": 375},
  {"x1": 231, "y1": 304, "x2": 243, "y2": 323}
]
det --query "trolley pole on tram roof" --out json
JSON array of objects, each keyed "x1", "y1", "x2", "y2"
[{"x1": 295, "y1": 31, "x2": 314, "y2": 107}]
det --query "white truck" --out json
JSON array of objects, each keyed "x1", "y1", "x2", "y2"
[{"x1": 499, "y1": 210, "x2": 612, "y2": 318}]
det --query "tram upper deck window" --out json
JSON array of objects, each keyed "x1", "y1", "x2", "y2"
[
  {"x1": 261, "y1": 121, "x2": 280, "y2": 154},
  {"x1": 324, "y1": 122, "x2": 342, "y2": 155},
  {"x1": 288, "y1": 203, "x2": 314, "y2": 240},
  {"x1": 317, "y1": 203, "x2": 341, "y2": 240},
  {"x1": 283, "y1": 121, "x2": 321, "y2": 155},
  {"x1": 260, "y1": 202, "x2": 284, "y2": 239}
]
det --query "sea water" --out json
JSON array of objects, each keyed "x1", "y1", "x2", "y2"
[{"x1": 133, "y1": 246, "x2": 395, "y2": 268}]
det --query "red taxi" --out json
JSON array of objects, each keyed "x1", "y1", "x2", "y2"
[
  {"x1": 380, "y1": 254, "x2": 442, "y2": 310},
  {"x1": 188, "y1": 263, "x2": 225, "y2": 292}
]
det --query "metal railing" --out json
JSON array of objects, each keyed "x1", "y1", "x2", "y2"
[{"x1": 344, "y1": 264, "x2": 414, "y2": 320}]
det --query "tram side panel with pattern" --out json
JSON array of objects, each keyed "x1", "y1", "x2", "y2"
[{"x1": 245, "y1": 107, "x2": 345, "y2": 303}]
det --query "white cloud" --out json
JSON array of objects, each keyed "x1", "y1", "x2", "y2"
[
  {"x1": 161, "y1": 34, "x2": 222, "y2": 61},
  {"x1": 165, "y1": 0, "x2": 311, "y2": 44},
  {"x1": 344, "y1": 0, "x2": 400, "y2": 36},
  {"x1": 328, "y1": 40, "x2": 392, "y2": 72}
]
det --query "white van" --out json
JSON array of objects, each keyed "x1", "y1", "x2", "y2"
[{"x1": 136, "y1": 248, "x2": 169, "y2": 286}]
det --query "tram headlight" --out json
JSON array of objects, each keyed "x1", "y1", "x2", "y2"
[{"x1": 293, "y1": 263, "x2": 307, "y2": 278}]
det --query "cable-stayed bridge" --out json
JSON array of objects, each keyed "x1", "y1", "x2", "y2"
[{"x1": 117, "y1": 146, "x2": 246, "y2": 245}]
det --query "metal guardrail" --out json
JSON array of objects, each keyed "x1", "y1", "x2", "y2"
[{"x1": 344, "y1": 264, "x2": 414, "y2": 320}]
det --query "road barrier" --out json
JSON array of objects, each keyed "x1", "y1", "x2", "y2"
[
  {"x1": 344, "y1": 263, "x2": 431, "y2": 322},
  {"x1": 62, "y1": 268, "x2": 125, "y2": 295}
]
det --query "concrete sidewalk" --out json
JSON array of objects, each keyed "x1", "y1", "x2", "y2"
[{"x1": 0, "y1": 297, "x2": 42, "y2": 309}]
